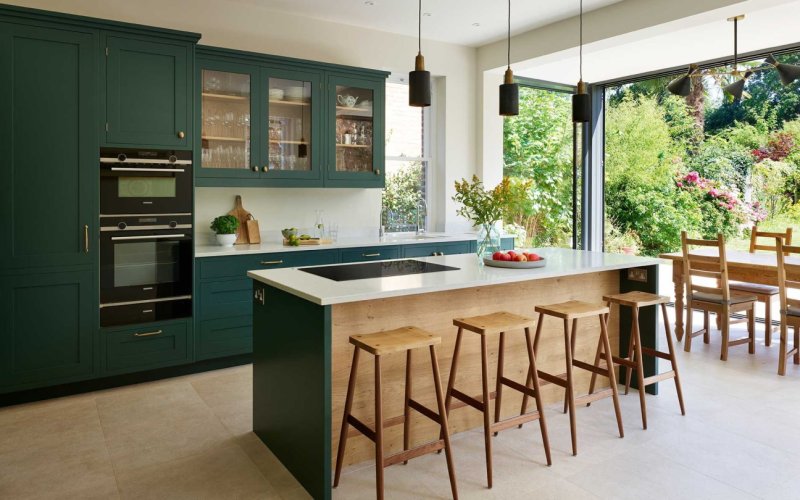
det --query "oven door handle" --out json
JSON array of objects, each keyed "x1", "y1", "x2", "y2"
[
  {"x1": 109, "y1": 167, "x2": 186, "y2": 173},
  {"x1": 110, "y1": 234, "x2": 186, "y2": 241}
]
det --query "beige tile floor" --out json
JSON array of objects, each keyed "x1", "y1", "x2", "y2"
[{"x1": 1, "y1": 308, "x2": 799, "y2": 500}]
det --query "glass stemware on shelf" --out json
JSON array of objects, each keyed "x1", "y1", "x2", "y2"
[
  {"x1": 266, "y1": 78, "x2": 312, "y2": 172},
  {"x1": 201, "y1": 69, "x2": 251, "y2": 170}
]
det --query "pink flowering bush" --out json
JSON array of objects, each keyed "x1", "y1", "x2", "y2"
[{"x1": 675, "y1": 171, "x2": 760, "y2": 238}]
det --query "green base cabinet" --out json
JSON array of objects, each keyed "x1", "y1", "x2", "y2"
[
  {"x1": 402, "y1": 241, "x2": 471, "y2": 258},
  {"x1": 340, "y1": 246, "x2": 399, "y2": 263},
  {"x1": 102, "y1": 319, "x2": 192, "y2": 376}
]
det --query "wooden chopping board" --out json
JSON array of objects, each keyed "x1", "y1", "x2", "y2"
[{"x1": 227, "y1": 195, "x2": 251, "y2": 244}]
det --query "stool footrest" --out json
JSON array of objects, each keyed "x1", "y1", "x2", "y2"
[
  {"x1": 384, "y1": 440, "x2": 445, "y2": 467},
  {"x1": 610, "y1": 355, "x2": 637, "y2": 369},
  {"x1": 642, "y1": 370, "x2": 676, "y2": 386},
  {"x1": 728, "y1": 337, "x2": 752, "y2": 347},
  {"x1": 640, "y1": 347, "x2": 672, "y2": 361},
  {"x1": 689, "y1": 328, "x2": 709, "y2": 338},
  {"x1": 574, "y1": 388, "x2": 613, "y2": 406},
  {"x1": 573, "y1": 359, "x2": 613, "y2": 377},
  {"x1": 450, "y1": 388, "x2": 487, "y2": 412},
  {"x1": 499, "y1": 376, "x2": 536, "y2": 398},
  {"x1": 785, "y1": 346, "x2": 799, "y2": 359},
  {"x1": 347, "y1": 415, "x2": 376, "y2": 442},
  {"x1": 408, "y1": 398, "x2": 441, "y2": 424},
  {"x1": 537, "y1": 370, "x2": 568, "y2": 388},
  {"x1": 491, "y1": 411, "x2": 543, "y2": 433}
]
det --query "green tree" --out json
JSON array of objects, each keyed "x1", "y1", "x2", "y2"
[{"x1": 381, "y1": 162, "x2": 422, "y2": 231}]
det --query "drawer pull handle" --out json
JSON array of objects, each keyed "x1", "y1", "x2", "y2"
[
  {"x1": 84, "y1": 224, "x2": 89, "y2": 253},
  {"x1": 363, "y1": 253, "x2": 380, "y2": 257},
  {"x1": 260, "y1": 260, "x2": 284, "y2": 265},
  {"x1": 134, "y1": 329, "x2": 162, "y2": 337}
]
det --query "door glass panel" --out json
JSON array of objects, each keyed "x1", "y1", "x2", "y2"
[
  {"x1": 114, "y1": 241, "x2": 179, "y2": 287},
  {"x1": 201, "y1": 70, "x2": 251, "y2": 169},
  {"x1": 267, "y1": 78, "x2": 311, "y2": 171},
  {"x1": 335, "y1": 85, "x2": 374, "y2": 173}
]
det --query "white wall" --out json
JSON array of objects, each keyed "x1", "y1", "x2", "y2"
[{"x1": 5, "y1": 0, "x2": 478, "y2": 235}]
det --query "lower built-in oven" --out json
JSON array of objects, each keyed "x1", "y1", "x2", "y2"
[{"x1": 100, "y1": 214, "x2": 192, "y2": 327}]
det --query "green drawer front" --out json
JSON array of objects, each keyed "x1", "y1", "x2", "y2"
[
  {"x1": 340, "y1": 246, "x2": 400, "y2": 263},
  {"x1": 403, "y1": 241, "x2": 471, "y2": 258},
  {"x1": 104, "y1": 320, "x2": 190, "y2": 375},
  {"x1": 198, "y1": 278, "x2": 252, "y2": 320},
  {"x1": 198, "y1": 250, "x2": 339, "y2": 280},
  {"x1": 197, "y1": 315, "x2": 252, "y2": 360}
]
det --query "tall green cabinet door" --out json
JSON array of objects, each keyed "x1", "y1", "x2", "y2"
[
  {"x1": 324, "y1": 74, "x2": 385, "y2": 188},
  {"x1": 104, "y1": 34, "x2": 191, "y2": 148},
  {"x1": 0, "y1": 23, "x2": 97, "y2": 270},
  {"x1": 0, "y1": 270, "x2": 95, "y2": 392}
]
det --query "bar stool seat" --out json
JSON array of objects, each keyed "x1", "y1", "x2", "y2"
[
  {"x1": 527, "y1": 300, "x2": 624, "y2": 456},
  {"x1": 334, "y1": 326, "x2": 458, "y2": 500},
  {"x1": 444, "y1": 311, "x2": 551, "y2": 489},
  {"x1": 587, "y1": 292, "x2": 686, "y2": 430}
]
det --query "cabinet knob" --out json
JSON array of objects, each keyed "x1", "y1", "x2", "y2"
[
  {"x1": 252, "y1": 166, "x2": 259, "y2": 172},
  {"x1": 374, "y1": 169, "x2": 381, "y2": 175},
  {"x1": 263, "y1": 166, "x2": 269, "y2": 173},
  {"x1": 177, "y1": 131, "x2": 186, "y2": 139}
]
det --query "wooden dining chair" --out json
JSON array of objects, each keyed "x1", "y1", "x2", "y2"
[
  {"x1": 729, "y1": 226, "x2": 793, "y2": 346},
  {"x1": 775, "y1": 239, "x2": 800, "y2": 376},
  {"x1": 681, "y1": 231, "x2": 756, "y2": 360}
]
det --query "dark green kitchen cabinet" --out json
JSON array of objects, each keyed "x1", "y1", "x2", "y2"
[
  {"x1": 402, "y1": 241, "x2": 471, "y2": 258},
  {"x1": 102, "y1": 319, "x2": 191, "y2": 376},
  {"x1": 340, "y1": 246, "x2": 399, "y2": 263},
  {"x1": 0, "y1": 22, "x2": 98, "y2": 271},
  {"x1": 104, "y1": 33, "x2": 196, "y2": 148},
  {"x1": 0, "y1": 270, "x2": 96, "y2": 392}
]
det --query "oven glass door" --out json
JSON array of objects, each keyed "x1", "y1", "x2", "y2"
[
  {"x1": 100, "y1": 231, "x2": 192, "y2": 305},
  {"x1": 100, "y1": 165, "x2": 192, "y2": 214}
]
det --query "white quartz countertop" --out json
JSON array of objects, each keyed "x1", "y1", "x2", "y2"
[
  {"x1": 247, "y1": 248, "x2": 663, "y2": 305},
  {"x1": 196, "y1": 232, "x2": 480, "y2": 258}
]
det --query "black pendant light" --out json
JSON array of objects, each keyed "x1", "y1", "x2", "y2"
[
  {"x1": 409, "y1": 0, "x2": 431, "y2": 107},
  {"x1": 499, "y1": 0, "x2": 519, "y2": 116},
  {"x1": 667, "y1": 65, "x2": 699, "y2": 96},
  {"x1": 723, "y1": 15, "x2": 749, "y2": 102},
  {"x1": 572, "y1": 0, "x2": 590, "y2": 123},
  {"x1": 766, "y1": 54, "x2": 800, "y2": 86}
]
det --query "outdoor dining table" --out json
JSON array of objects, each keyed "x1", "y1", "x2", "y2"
[{"x1": 659, "y1": 249, "x2": 800, "y2": 340}]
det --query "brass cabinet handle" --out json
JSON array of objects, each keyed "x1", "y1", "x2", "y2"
[
  {"x1": 134, "y1": 329, "x2": 162, "y2": 337},
  {"x1": 252, "y1": 165, "x2": 259, "y2": 172},
  {"x1": 84, "y1": 224, "x2": 89, "y2": 253},
  {"x1": 261, "y1": 260, "x2": 284, "y2": 265},
  {"x1": 374, "y1": 169, "x2": 381, "y2": 175},
  {"x1": 263, "y1": 166, "x2": 269, "y2": 172},
  {"x1": 363, "y1": 253, "x2": 380, "y2": 257},
  {"x1": 177, "y1": 131, "x2": 185, "y2": 139}
]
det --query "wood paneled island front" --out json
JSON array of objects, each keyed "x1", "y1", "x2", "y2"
[{"x1": 248, "y1": 249, "x2": 662, "y2": 499}]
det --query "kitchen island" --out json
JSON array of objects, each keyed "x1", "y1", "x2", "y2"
[{"x1": 248, "y1": 248, "x2": 662, "y2": 499}]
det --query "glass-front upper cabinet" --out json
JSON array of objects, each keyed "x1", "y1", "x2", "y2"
[
  {"x1": 261, "y1": 68, "x2": 321, "y2": 183},
  {"x1": 326, "y1": 75, "x2": 385, "y2": 188},
  {"x1": 197, "y1": 60, "x2": 260, "y2": 178}
]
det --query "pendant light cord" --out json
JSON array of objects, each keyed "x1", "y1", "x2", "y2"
[
  {"x1": 507, "y1": 0, "x2": 511, "y2": 69},
  {"x1": 733, "y1": 17, "x2": 738, "y2": 72},
  {"x1": 579, "y1": 0, "x2": 583, "y2": 81},
  {"x1": 418, "y1": 0, "x2": 422, "y2": 54}
]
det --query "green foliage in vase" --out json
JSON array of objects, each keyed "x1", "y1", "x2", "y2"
[{"x1": 452, "y1": 175, "x2": 531, "y2": 227}]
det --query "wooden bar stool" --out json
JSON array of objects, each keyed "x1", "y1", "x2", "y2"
[
  {"x1": 587, "y1": 291, "x2": 686, "y2": 430},
  {"x1": 522, "y1": 300, "x2": 624, "y2": 456},
  {"x1": 333, "y1": 327, "x2": 458, "y2": 500},
  {"x1": 444, "y1": 312, "x2": 551, "y2": 489}
]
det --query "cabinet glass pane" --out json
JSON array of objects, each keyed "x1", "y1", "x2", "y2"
[
  {"x1": 267, "y1": 78, "x2": 311, "y2": 171},
  {"x1": 201, "y1": 70, "x2": 251, "y2": 169},
  {"x1": 335, "y1": 85, "x2": 374, "y2": 173}
]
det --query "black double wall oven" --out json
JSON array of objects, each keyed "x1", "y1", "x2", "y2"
[{"x1": 99, "y1": 148, "x2": 193, "y2": 327}]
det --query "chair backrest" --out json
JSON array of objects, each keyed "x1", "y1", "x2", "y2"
[
  {"x1": 681, "y1": 231, "x2": 730, "y2": 302},
  {"x1": 749, "y1": 226, "x2": 793, "y2": 253},
  {"x1": 776, "y1": 238, "x2": 800, "y2": 316}
]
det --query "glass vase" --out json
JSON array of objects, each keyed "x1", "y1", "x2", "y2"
[{"x1": 476, "y1": 222, "x2": 501, "y2": 263}]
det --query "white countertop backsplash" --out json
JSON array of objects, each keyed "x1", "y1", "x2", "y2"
[{"x1": 247, "y1": 248, "x2": 663, "y2": 305}]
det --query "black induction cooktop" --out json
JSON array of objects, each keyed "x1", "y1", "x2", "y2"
[{"x1": 299, "y1": 259, "x2": 460, "y2": 282}]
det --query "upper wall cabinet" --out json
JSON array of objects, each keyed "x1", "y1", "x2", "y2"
[
  {"x1": 195, "y1": 47, "x2": 387, "y2": 188},
  {"x1": 103, "y1": 33, "x2": 196, "y2": 149}
]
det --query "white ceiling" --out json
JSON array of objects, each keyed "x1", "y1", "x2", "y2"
[
  {"x1": 514, "y1": 0, "x2": 800, "y2": 85},
  {"x1": 228, "y1": 0, "x2": 624, "y2": 47}
]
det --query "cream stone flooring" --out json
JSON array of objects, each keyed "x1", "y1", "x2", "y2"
[{"x1": 2, "y1": 308, "x2": 799, "y2": 499}]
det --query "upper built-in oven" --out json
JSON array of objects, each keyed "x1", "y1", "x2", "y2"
[{"x1": 100, "y1": 148, "x2": 192, "y2": 215}]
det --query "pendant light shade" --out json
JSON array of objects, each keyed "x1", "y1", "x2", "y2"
[
  {"x1": 499, "y1": 0, "x2": 519, "y2": 116},
  {"x1": 572, "y1": 0, "x2": 590, "y2": 123},
  {"x1": 766, "y1": 54, "x2": 800, "y2": 86},
  {"x1": 723, "y1": 71, "x2": 752, "y2": 101},
  {"x1": 667, "y1": 65, "x2": 698, "y2": 97},
  {"x1": 409, "y1": 0, "x2": 431, "y2": 107}
]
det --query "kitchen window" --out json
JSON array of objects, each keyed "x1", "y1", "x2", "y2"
[{"x1": 382, "y1": 79, "x2": 432, "y2": 233}]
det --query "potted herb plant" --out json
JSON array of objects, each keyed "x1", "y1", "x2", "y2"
[
  {"x1": 453, "y1": 176, "x2": 531, "y2": 260},
  {"x1": 211, "y1": 215, "x2": 239, "y2": 247}
]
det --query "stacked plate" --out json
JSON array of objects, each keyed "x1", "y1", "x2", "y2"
[
  {"x1": 285, "y1": 86, "x2": 305, "y2": 102},
  {"x1": 357, "y1": 99, "x2": 372, "y2": 111},
  {"x1": 269, "y1": 88, "x2": 284, "y2": 100}
]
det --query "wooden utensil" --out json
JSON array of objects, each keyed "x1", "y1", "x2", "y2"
[
  {"x1": 246, "y1": 214, "x2": 261, "y2": 244},
  {"x1": 227, "y1": 195, "x2": 252, "y2": 244}
]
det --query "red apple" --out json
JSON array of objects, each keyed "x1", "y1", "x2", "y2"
[
  {"x1": 513, "y1": 254, "x2": 527, "y2": 262},
  {"x1": 528, "y1": 253, "x2": 541, "y2": 261},
  {"x1": 492, "y1": 251, "x2": 504, "y2": 261},
  {"x1": 500, "y1": 252, "x2": 512, "y2": 261},
  {"x1": 507, "y1": 251, "x2": 517, "y2": 258}
]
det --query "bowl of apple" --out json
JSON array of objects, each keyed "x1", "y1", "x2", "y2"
[{"x1": 483, "y1": 250, "x2": 546, "y2": 269}]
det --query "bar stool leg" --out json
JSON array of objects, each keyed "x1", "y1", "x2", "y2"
[
  {"x1": 429, "y1": 345, "x2": 459, "y2": 500},
  {"x1": 479, "y1": 334, "x2": 493, "y2": 488},
  {"x1": 493, "y1": 331, "x2": 506, "y2": 436},
  {"x1": 794, "y1": 325, "x2": 799, "y2": 365},
  {"x1": 519, "y1": 313, "x2": 544, "y2": 424},
  {"x1": 374, "y1": 355, "x2": 385, "y2": 500},
  {"x1": 661, "y1": 303, "x2": 686, "y2": 415},
  {"x1": 747, "y1": 307, "x2": 756, "y2": 354},
  {"x1": 334, "y1": 347, "x2": 360, "y2": 488},
  {"x1": 624, "y1": 332, "x2": 635, "y2": 395},
  {"x1": 403, "y1": 349, "x2": 412, "y2": 465},
  {"x1": 779, "y1": 323, "x2": 788, "y2": 375},
  {"x1": 703, "y1": 311, "x2": 710, "y2": 343},
  {"x1": 684, "y1": 304, "x2": 694, "y2": 353},
  {"x1": 586, "y1": 333, "x2": 604, "y2": 404},
  {"x1": 525, "y1": 326, "x2": 552, "y2": 466},
  {"x1": 563, "y1": 318, "x2": 577, "y2": 414},
  {"x1": 600, "y1": 314, "x2": 624, "y2": 438},
  {"x1": 765, "y1": 299, "x2": 773, "y2": 347},
  {"x1": 443, "y1": 328, "x2": 463, "y2": 418},
  {"x1": 563, "y1": 318, "x2": 577, "y2": 456},
  {"x1": 631, "y1": 306, "x2": 647, "y2": 430},
  {"x1": 721, "y1": 309, "x2": 730, "y2": 361}
]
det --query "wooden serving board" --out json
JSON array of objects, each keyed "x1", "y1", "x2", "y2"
[
  {"x1": 283, "y1": 238, "x2": 333, "y2": 246},
  {"x1": 227, "y1": 195, "x2": 251, "y2": 245}
]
